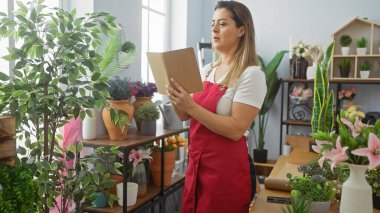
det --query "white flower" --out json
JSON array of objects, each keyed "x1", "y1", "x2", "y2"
[{"x1": 299, "y1": 43, "x2": 304, "y2": 48}]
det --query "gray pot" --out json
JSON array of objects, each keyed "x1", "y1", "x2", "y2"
[
  {"x1": 141, "y1": 120, "x2": 156, "y2": 136},
  {"x1": 310, "y1": 200, "x2": 331, "y2": 213}
]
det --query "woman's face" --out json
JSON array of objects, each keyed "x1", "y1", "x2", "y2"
[{"x1": 212, "y1": 8, "x2": 244, "y2": 53}]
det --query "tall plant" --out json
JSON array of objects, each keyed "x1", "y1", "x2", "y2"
[
  {"x1": 311, "y1": 42, "x2": 335, "y2": 135},
  {"x1": 0, "y1": 0, "x2": 131, "y2": 211},
  {"x1": 252, "y1": 50, "x2": 287, "y2": 150}
]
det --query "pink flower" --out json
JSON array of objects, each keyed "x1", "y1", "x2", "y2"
[
  {"x1": 338, "y1": 91, "x2": 345, "y2": 100},
  {"x1": 351, "y1": 87, "x2": 357, "y2": 94},
  {"x1": 340, "y1": 117, "x2": 367, "y2": 137},
  {"x1": 292, "y1": 90, "x2": 300, "y2": 97},
  {"x1": 312, "y1": 140, "x2": 333, "y2": 167},
  {"x1": 324, "y1": 137, "x2": 349, "y2": 170},
  {"x1": 344, "y1": 89, "x2": 353, "y2": 98},
  {"x1": 303, "y1": 88, "x2": 313, "y2": 98},
  {"x1": 351, "y1": 133, "x2": 380, "y2": 169},
  {"x1": 128, "y1": 149, "x2": 152, "y2": 167}
]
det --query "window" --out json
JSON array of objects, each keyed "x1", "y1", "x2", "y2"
[
  {"x1": 141, "y1": 0, "x2": 168, "y2": 83},
  {"x1": 0, "y1": 0, "x2": 60, "y2": 76}
]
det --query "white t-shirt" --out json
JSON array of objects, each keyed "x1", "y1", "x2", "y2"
[{"x1": 201, "y1": 63, "x2": 267, "y2": 116}]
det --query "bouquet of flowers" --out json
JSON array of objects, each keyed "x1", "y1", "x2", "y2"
[
  {"x1": 131, "y1": 81, "x2": 157, "y2": 97},
  {"x1": 293, "y1": 41, "x2": 312, "y2": 59},
  {"x1": 338, "y1": 87, "x2": 357, "y2": 101},
  {"x1": 289, "y1": 83, "x2": 313, "y2": 104},
  {"x1": 312, "y1": 106, "x2": 380, "y2": 169},
  {"x1": 128, "y1": 148, "x2": 152, "y2": 167}
]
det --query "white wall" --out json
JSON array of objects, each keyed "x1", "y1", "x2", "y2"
[{"x1": 233, "y1": 0, "x2": 380, "y2": 159}]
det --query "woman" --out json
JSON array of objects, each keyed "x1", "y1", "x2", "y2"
[{"x1": 166, "y1": 1, "x2": 267, "y2": 212}]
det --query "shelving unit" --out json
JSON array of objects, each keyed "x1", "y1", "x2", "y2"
[
  {"x1": 331, "y1": 17, "x2": 380, "y2": 80},
  {"x1": 279, "y1": 78, "x2": 380, "y2": 155},
  {"x1": 82, "y1": 126, "x2": 189, "y2": 213}
]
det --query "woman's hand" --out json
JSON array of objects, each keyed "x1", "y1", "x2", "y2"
[{"x1": 166, "y1": 78, "x2": 195, "y2": 112}]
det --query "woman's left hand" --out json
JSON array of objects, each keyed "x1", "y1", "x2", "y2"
[{"x1": 166, "y1": 78, "x2": 195, "y2": 112}]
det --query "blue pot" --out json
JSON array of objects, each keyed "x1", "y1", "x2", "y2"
[{"x1": 92, "y1": 192, "x2": 107, "y2": 208}]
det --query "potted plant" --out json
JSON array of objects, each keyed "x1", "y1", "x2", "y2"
[
  {"x1": 292, "y1": 41, "x2": 311, "y2": 79},
  {"x1": 357, "y1": 36, "x2": 368, "y2": 55},
  {"x1": 306, "y1": 45, "x2": 323, "y2": 80},
  {"x1": 135, "y1": 103, "x2": 160, "y2": 136},
  {"x1": 366, "y1": 167, "x2": 380, "y2": 210},
  {"x1": 281, "y1": 192, "x2": 311, "y2": 213},
  {"x1": 286, "y1": 171, "x2": 336, "y2": 213},
  {"x1": 360, "y1": 60, "x2": 371, "y2": 78},
  {"x1": 340, "y1": 35, "x2": 352, "y2": 55},
  {"x1": 131, "y1": 81, "x2": 158, "y2": 130},
  {"x1": 150, "y1": 135, "x2": 186, "y2": 186},
  {"x1": 102, "y1": 76, "x2": 135, "y2": 140},
  {"x1": 250, "y1": 50, "x2": 287, "y2": 163},
  {"x1": 0, "y1": 1, "x2": 132, "y2": 212},
  {"x1": 128, "y1": 148, "x2": 152, "y2": 197},
  {"x1": 338, "y1": 87, "x2": 357, "y2": 109},
  {"x1": 337, "y1": 59, "x2": 351, "y2": 78},
  {"x1": 0, "y1": 158, "x2": 40, "y2": 212}
]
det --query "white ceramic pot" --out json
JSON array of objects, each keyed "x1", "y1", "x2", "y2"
[
  {"x1": 282, "y1": 144, "x2": 291, "y2": 156},
  {"x1": 360, "y1": 70, "x2": 370, "y2": 78},
  {"x1": 340, "y1": 164, "x2": 373, "y2": 213},
  {"x1": 310, "y1": 200, "x2": 331, "y2": 213},
  {"x1": 357, "y1": 47, "x2": 367, "y2": 55},
  {"x1": 117, "y1": 182, "x2": 138, "y2": 206},
  {"x1": 341, "y1": 47, "x2": 350, "y2": 55},
  {"x1": 306, "y1": 63, "x2": 317, "y2": 80},
  {"x1": 82, "y1": 108, "x2": 96, "y2": 140}
]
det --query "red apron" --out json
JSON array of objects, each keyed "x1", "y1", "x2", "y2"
[{"x1": 181, "y1": 81, "x2": 251, "y2": 213}]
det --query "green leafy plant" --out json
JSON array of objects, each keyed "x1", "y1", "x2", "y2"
[
  {"x1": 339, "y1": 35, "x2": 352, "y2": 47},
  {"x1": 338, "y1": 59, "x2": 351, "y2": 70},
  {"x1": 251, "y1": 50, "x2": 287, "y2": 150},
  {"x1": 281, "y1": 195, "x2": 311, "y2": 213},
  {"x1": 135, "y1": 103, "x2": 160, "y2": 121},
  {"x1": 360, "y1": 60, "x2": 371, "y2": 71},
  {"x1": 366, "y1": 167, "x2": 380, "y2": 196},
  {"x1": 357, "y1": 36, "x2": 368, "y2": 48},
  {"x1": 302, "y1": 159, "x2": 349, "y2": 183},
  {"x1": 311, "y1": 42, "x2": 335, "y2": 135},
  {"x1": 0, "y1": 159, "x2": 40, "y2": 213},
  {"x1": 0, "y1": 1, "x2": 133, "y2": 212},
  {"x1": 286, "y1": 172, "x2": 336, "y2": 202}
]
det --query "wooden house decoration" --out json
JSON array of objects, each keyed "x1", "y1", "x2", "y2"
[{"x1": 331, "y1": 17, "x2": 380, "y2": 80}]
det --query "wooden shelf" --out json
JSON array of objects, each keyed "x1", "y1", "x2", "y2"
[
  {"x1": 282, "y1": 119, "x2": 311, "y2": 126},
  {"x1": 84, "y1": 174, "x2": 185, "y2": 213},
  {"x1": 254, "y1": 160, "x2": 276, "y2": 168},
  {"x1": 282, "y1": 78, "x2": 380, "y2": 84},
  {"x1": 82, "y1": 125, "x2": 189, "y2": 148}
]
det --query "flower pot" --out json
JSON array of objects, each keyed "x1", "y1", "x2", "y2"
[
  {"x1": 102, "y1": 100, "x2": 134, "y2": 140},
  {"x1": 117, "y1": 182, "x2": 138, "y2": 206},
  {"x1": 91, "y1": 192, "x2": 107, "y2": 208},
  {"x1": 341, "y1": 47, "x2": 350, "y2": 55},
  {"x1": 357, "y1": 47, "x2": 367, "y2": 55},
  {"x1": 282, "y1": 144, "x2": 291, "y2": 156},
  {"x1": 82, "y1": 108, "x2": 97, "y2": 140},
  {"x1": 150, "y1": 150, "x2": 175, "y2": 187},
  {"x1": 140, "y1": 120, "x2": 156, "y2": 136},
  {"x1": 373, "y1": 194, "x2": 380, "y2": 210},
  {"x1": 339, "y1": 67, "x2": 350, "y2": 78},
  {"x1": 108, "y1": 174, "x2": 124, "y2": 195},
  {"x1": 360, "y1": 70, "x2": 370, "y2": 79},
  {"x1": 253, "y1": 149, "x2": 268, "y2": 163},
  {"x1": 310, "y1": 200, "x2": 331, "y2": 213},
  {"x1": 133, "y1": 97, "x2": 153, "y2": 130},
  {"x1": 306, "y1": 63, "x2": 317, "y2": 80},
  {"x1": 132, "y1": 163, "x2": 148, "y2": 197},
  {"x1": 293, "y1": 57, "x2": 308, "y2": 79},
  {"x1": 340, "y1": 164, "x2": 373, "y2": 213}
]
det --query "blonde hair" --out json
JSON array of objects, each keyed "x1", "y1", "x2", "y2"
[{"x1": 212, "y1": 1, "x2": 259, "y2": 87}]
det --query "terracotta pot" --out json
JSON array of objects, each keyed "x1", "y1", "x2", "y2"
[
  {"x1": 102, "y1": 100, "x2": 134, "y2": 140},
  {"x1": 108, "y1": 174, "x2": 124, "y2": 195},
  {"x1": 150, "y1": 150, "x2": 175, "y2": 187},
  {"x1": 133, "y1": 97, "x2": 153, "y2": 130}
]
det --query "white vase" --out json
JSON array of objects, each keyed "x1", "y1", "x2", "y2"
[
  {"x1": 117, "y1": 182, "x2": 138, "y2": 206},
  {"x1": 360, "y1": 70, "x2": 370, "y2": 79},
  {"x1": 282, "y1": 144, "x2": 291, "y2": 156},
  {"x1": 340, "y1": 164, "x2": 372, "y2": 213},
  {"x1": 306, "y1": 63, "x2": 317, "y2": 80},
  {"x1": 341, "y1": 47, "x2": 350, "y2": 55},
  {"x1": 82, "y1": 108, "x2": 97, "y2": 140},
  {"x1": 357, "y1": 47, "x2": 367, "y2": 55}
]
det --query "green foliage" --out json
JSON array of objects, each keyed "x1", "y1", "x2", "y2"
[
  {"x1": 366, "y1": 167, "x2": 380, "y2": 196},
  {"x1": 0, "y1": 159, "x2": 40, "y2": 213},
  {"x1": 303, "y1": 159, "x2": 349, "y2": 183},
  {"x1": 360, "y1": 60, "x2": 371, "y2": 71},
  {"x1": 29, "y1": 143, "x2": 122, "y2": 212},
  {"x1": 339, "y1": 35, "x2": 352, "y2": 47},
  {"x1": 252, "y1": 50, "x2": 287, "y2": 150},
  {"x1": 337, "y1": 59, "x2": 351, "y2": 70},
  {"x1": 107, "y1": 76, "x2": 133, "y2": 100},
  {"x1": 281, "y1": 196, "x2": 311, "y2": 213},
  {"x1": 357, "y1": 36, "x2": 368, "y2": 48},
  {"x1": 286, "y1": 172, "x2": 336, "y2": 202},
  {"x1": 311, "y1": 42, "x2": 335, "y2": 136},
  {"x1": 135, "y1": 103, "x2": 160, "y2": 121}
]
